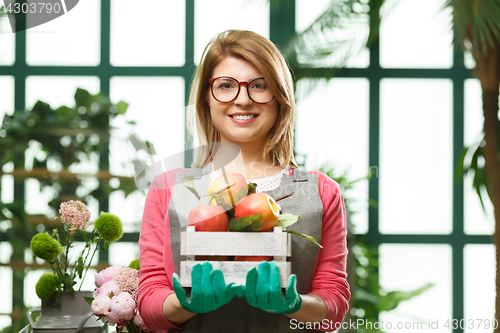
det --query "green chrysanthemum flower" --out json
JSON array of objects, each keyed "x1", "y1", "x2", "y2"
[
  {"x1": 30, "y1": 232, "x2": 64, "y2": 262},
  {"x1": 35, "y1": 272, "x2": 60, "y2": 303},
  {"x1": 129, "y1": 258, "x2": 140, "y2": 271},
  {"x1": 95, "y1": 212, "x2": 123, "y2": 242}
]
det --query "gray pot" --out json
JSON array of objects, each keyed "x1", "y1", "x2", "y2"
[{"x1": 26, "y1": 291, "x2": 106, "y2": 333}]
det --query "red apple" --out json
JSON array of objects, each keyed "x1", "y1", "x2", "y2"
[
  {"x1": 234, "y1": 256, "x2": 273, "y2": 261},
  {"x1": 207, "y1": 173, "x2": 248, "y2": 210},
  {"x1": 188, "y1": 205, "x2": 229, "y2": 231},
  {"x1": 235, "y1": 193, "x2": 280, "y2": 232}
]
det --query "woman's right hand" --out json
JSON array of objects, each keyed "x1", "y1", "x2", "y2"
[{"x1": 172, "y1": 261, "x2": 238, "y2": 313}]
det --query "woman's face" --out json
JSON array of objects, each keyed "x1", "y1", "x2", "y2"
[{"x1": 207, "y1": 56, "x2": 278, "y2": 148}]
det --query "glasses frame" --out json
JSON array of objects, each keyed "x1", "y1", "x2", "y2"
[{"x1": 209, "y1": 76, "x2": 275, "y2": 104}]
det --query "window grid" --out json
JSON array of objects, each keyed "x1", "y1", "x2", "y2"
[{"x1": 0, "y1": 1, "x2": 493, "y2": 331}]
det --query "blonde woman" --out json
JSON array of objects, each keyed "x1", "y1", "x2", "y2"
[{"x1": 137, "y1": 30, "x2": 350, "y2": 332}]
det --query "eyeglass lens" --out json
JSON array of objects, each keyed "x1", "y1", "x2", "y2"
[{"x1": 211, "y1": 77, "x2": 273, "y2": 104}]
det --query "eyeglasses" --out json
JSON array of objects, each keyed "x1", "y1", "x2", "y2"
[{"x1": 209, "y1": 76, "x2": 274, "y2": 104}]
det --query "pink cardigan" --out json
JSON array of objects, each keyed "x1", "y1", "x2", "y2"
[{"x1": 137, "y1": 169, "x2": 350, "y2": 332}]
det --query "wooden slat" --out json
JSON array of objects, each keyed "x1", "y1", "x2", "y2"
[
  {"x1": 0, "y1": 311, "x2": 22, "y2": 319},
  {"x1": 180, "y1": 261, "x2": 291, "y2": 287},
  {"x1": 3, "y1": 168, "x2": 135, "y2": 182},
  {"x1": 181, "y1": 226, "x2": 291, "y2": 256},
  {"x1": 0, "y1": 260, "x2": 111, "y2": 271},
  {"x1": 24, "y1": 215, "x2": 61, "y2": 227}
]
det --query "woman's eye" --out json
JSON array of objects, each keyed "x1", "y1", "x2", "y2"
[
  {"x1": 251, "y1": 82, "x2": 267, "y2": 90},
  {"x1": 218, "y1": 82, "x2": 235, "y2": 90}
]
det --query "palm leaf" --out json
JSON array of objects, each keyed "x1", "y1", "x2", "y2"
[
  {"x1": 445, "y1": 0, "x2": 500, "y2": 56},
  {"x1": 282, "y1": 0, "x2": 380, "y2": 82}
]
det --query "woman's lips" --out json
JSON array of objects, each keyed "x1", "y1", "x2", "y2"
[{"x1": 228, "y1": 114, "x2": 258, "y2": 125}]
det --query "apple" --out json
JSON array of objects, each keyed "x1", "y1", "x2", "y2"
[
  {"x1": 207, "y1": 173, "x2": 248, "y2": 210},
  {"x1": 234, "y1": 256, "x2": 273, "y2": 261},
  {"x1": 234, "y1": 193, "x2": 280, "y2": 232},
  {"x1": 187, "y1": 204, "x2": 229, "y2": 231}
]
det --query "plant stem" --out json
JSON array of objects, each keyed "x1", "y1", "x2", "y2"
[
  {"x1": 77, "y1": 231, "x2": 95, "y2": 290},
  {"x1": 64, "y1": 229, "x2": 72, "y2": 274},
  {"x1": 79, "y1": 236, "x2": 101, "y2": 290},
  {"x1": 202, "y1": 183, "x2": 236, "y2": 197}
]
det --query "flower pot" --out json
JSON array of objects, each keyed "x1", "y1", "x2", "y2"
[{"x1": 26, "y1": 291, "x2": 106, "y2": 333}]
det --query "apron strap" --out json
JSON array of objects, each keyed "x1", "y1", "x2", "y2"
[{"x1": 292, "y1": 168, "x2": 309, "y2": 182}]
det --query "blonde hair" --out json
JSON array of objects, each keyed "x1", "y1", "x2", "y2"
[{"x1": 187, "y1": 29, "x2": 298, "y2": 169}]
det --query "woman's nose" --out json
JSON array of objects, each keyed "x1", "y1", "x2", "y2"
[{"x1": 234, "y1": 86, "x2": 253, "y2": 105}]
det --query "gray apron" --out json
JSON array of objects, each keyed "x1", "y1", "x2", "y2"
[{"x1": 168, "y1": 168, "x2": 324, "y2": 332}]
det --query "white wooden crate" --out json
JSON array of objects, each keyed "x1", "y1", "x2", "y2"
[{"x1": 180, "y1": 226, "x2": 292, "y2": 287}]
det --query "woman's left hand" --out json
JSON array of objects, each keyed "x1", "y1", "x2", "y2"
[{"x1": 244, "y1": 261, "x2": 302, "y2": 315}]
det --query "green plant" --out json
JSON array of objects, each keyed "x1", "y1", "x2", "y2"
[
  {"x1": 35, "y1": 273, "x2": 59, "y2": 303},
  {"x1": 446, "y1": 2, "x2": 500, "y2": 329},
  {"x1": 285, "y1": 0, "x2": 500, "y2": 327},
  {"x1": 30, "y1": 200, "x2": 123, "y2": 306},
  {"x1": 319, "y1": 165, "x2": 433, "y2": 332}
]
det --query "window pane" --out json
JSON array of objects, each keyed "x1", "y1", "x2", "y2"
[
  {"x1": 0, "y1": 266, "x2": 12, "y2": 330},
  {"x1": 0, "y1": 0, "x2": 15, "y2": 66},
  {"x1": 295, "y1": 0, "x2": 330, "y2": 33},
  {"x1": 295, "y1": 0, "x2": 369, "y2": 68},
  {"x1": 380, "y1": 0, "x2": 453, "y2": 68},
  {"x1": 111, "y1": 0, "x2": 185, "y2": 66},
  {"x1": 25, "y1": 76, "x2": 100, "y2": 109},
  {"x1": 464, "y1": 79, "x2": 494, "y2": 235},
  {"x1": 109, "y1": 190, "x2": 145, "y2": 233},
  {"x1": 24, "y1": 269, "x2": 46, "y2": 307},
  {"x1": 464, "y1": 244, "x2": 495, "y2": 333},
  {"x1": 194, "y1": 0, "x2": 269, "y2": 64},
  {"x1": 26, "y1": 0, "x2": 100, "y2": 66},
  {"x1": 0, "y1": 267, "x2": 12, "y2": 312},
  {"x1": 296, "y1": 78, "x2": 369, "y2": 234},
  {"x1": 0, "y1": 76, "x2": 14, "y2": 122},
  {"x1": 109, "y1": 77, "x2": 185, "y2": 166},
  {"x1": 109, "y1": 242, "x2": 139, "y2": 267},
  {"x1": 379, "y1": 244, "x2": 452, "y2": 332},
  {"x1": 380, "y1": 79, "x2": 453, "y2": 234}
]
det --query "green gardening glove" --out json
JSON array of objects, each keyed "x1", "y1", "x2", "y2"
[
  {"x1": 244, "y1": 261, "x2": 302, "y2": 315},
  {"x1": 172, "y1": 261, "x2": 237, "y2": 313}
]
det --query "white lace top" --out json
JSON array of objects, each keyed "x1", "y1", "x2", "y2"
[{"x1": 209, "y1": 167, "x2": 291, "y2": 192}]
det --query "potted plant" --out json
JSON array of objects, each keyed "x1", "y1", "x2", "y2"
[{"x1": 26, "y1": 200, "x2": 124, "y2": 333}]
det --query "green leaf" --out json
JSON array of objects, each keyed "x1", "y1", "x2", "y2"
[
  {"x1": 76, "y1": 256, "x2": 84, "y2": 279},
  {"x1": 353, "y1": 287, "x2": 380, "y2": 304},
  {"x1": 276, "y1": 213, "x2": 300, "y2": 228},
  {"x1": 285, "y1": 229, "x2": 323, "y2": 248},
  {"x1": 116, "y1": 101, "x2": 129, "y2": 115},
  {"x1": 225, "y1": 206, "x2": 236, "y2": 220},
  {"x1": 182, "y1": 176, "x2": 201, "y2": 201},
  {"x1": 228, "y1": 214, "x2": 263, "y2": 232},
  {"x1": 247, "y1": 182, "x2": 258, "y2": 195},
  {"x1": 379, "y1": 283, "x2": 434, "y2": 312},
  {"x1": 75, "y1": 88, "x2": 91, "y2": 107},
  {"x1": 103, "y1": 241, "x2": 109, "y2": 250},
  {"x1": 83, "y1": 296, "x2": 94, "y2": 306}
]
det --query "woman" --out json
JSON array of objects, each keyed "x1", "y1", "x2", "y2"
[{"x1": 137, "y1": 29, "x2": 350, "y2": 332}]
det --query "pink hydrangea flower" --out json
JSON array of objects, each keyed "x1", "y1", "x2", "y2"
[
  {"x1": 96, "y1": 280, "x2": 120, "y2": 297},
  {"x1": 58, "y1": 200, "x2": 91, "y2": 235},
  {"x1": 107, "y1": 292, "x2": 136, "y2": 327},
  {"x1": 91, "y1": 295, "x2": 111, "y2": 316},
  {"x1": 95, "y1": 265, "x2": 122, "y2": 288},
  {"x1": 113, "y1": 267, "x2": 139, "y2": 300},
  {"x1": 133, "y1": 309, "x2": 151, "y2": 332}
]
